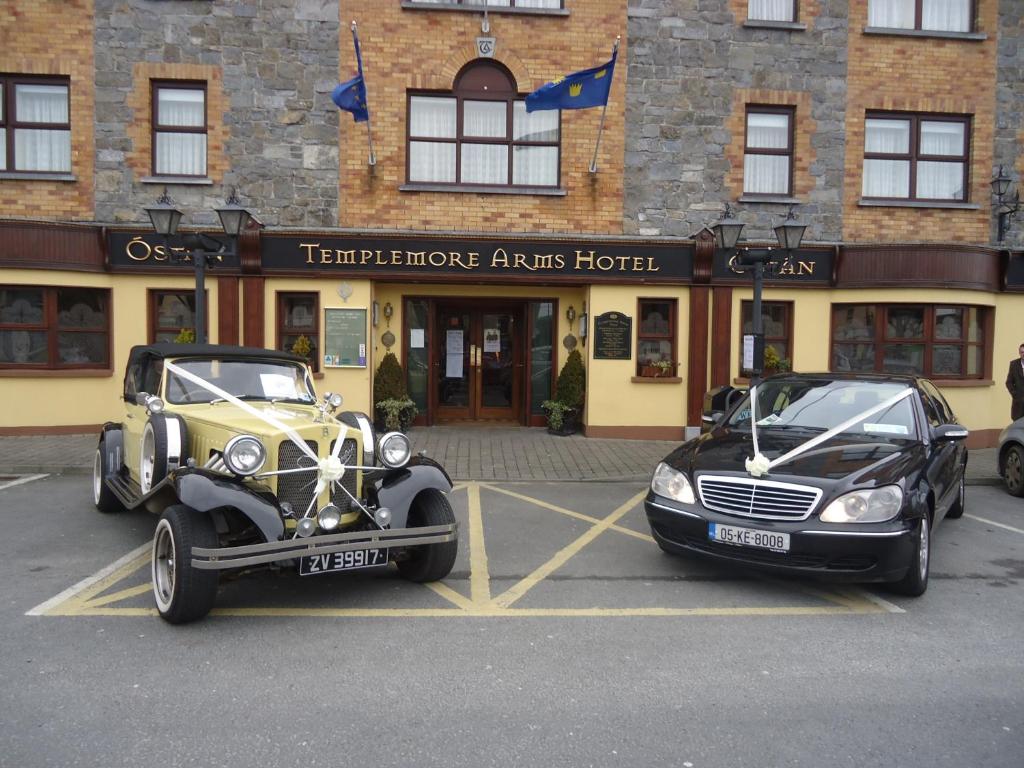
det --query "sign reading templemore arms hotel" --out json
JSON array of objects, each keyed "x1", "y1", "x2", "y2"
[{"x1": 260, "y1": 234, "x2": 694, "y2": 282}]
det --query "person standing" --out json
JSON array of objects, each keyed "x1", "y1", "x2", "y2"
[{"x1": 1007, "y1": 343, "x2": 1024, "y2": 422}]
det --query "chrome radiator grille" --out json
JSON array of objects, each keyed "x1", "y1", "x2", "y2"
[
  {"x1": 274, "y1": 439, "x2": 360, "y2": 515},
  {"x1": 329, "y1": 439, "x2": 359, "y2": 510},
  {"x1": 697, "y1": 475, "x2": 822, "y2": 521}
]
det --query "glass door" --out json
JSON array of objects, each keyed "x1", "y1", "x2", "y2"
[
  {"x1": 477, "y1": 311, "x2": 518, "y2": 421},
  {"x1": 436, "y1": 306, "x2": 473, "y2": 421}
]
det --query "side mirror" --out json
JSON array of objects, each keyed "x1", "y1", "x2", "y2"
[
  {"x1": 933, "y1": 424, "x2": 969, "y2": 442},
  {"x1": 700, "y1": 411, "x2": 724, "y2": 434}
]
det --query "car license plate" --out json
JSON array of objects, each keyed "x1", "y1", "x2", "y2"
[
  {"x1": 299, "y1": 548, "x2": 388, "y2": 576},
  {"x1": 708, "y1": 523, "x2": 790, "y2": 553}
]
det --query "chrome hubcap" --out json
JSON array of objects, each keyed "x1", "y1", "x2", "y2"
[
  {"x1": 1008, "y1": 451, "x2": 1023, "y2": 492},
  {"x1": 141, "y1": 429, "x2": 155, "y2": 493},
  {"x1": 918, "y1": 518, "x2": 930, "y2": 581},
  {"x1": 154, "y1": 524, "x2": 175, "y2": 606},
  {"x1": 93, "y1": 449, "x2": 103, "y2": 504}
]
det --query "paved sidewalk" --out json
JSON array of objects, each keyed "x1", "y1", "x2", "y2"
[{"x1": 0, "y1": 426, "x2": 1004, "y2": 485}]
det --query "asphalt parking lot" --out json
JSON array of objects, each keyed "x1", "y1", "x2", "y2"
[{"x1": 2, "y1": 473, "x2": 1023, "y2": 768}]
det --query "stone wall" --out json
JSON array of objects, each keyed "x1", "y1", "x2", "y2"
[
  {"x1": 623, "y1": 0, "x2": 849, "y2": 243},
  {"x1": 995, "y1": 0, "x2": 1023, "y2": 250},
  {"x1": 93, "y1": 0, "x2": 340, "y2": 229}
]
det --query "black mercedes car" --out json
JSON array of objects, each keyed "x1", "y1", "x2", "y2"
[{"x1": 645, "y1": 373, "x2": 969, "y2": 596}]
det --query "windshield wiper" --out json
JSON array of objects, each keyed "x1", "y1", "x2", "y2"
[
  {"x1": 761, "y1": 424, "x2": 827, "y2": 432},
  {"x1": 271, "y1": 397, "x2": 314, "y2": 405}
]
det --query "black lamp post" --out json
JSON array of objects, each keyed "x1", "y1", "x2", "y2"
[
  {"x1": 145, "y1": 189, "x2": 252, "y2": 345},
  {"x1": 712, "y1": 204, "x2": 807, "y2": 385},
  {"x1": 991, "y1": 165, "x2": 1020, "y2": 243}
]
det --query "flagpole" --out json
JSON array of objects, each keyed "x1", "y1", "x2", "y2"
[
  {"x1": 589, "y1": 36, "x2": 619, "y2": 175},
  {"x1": 352, "y1": 20, "x2": 376, "y2": 166}
]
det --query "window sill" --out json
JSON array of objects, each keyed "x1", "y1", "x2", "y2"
[
  {"x1": 401, "y1": 1, "x2": 569, "y2": 16},
  {"x1": 743, "y1": 20, "x2": 806, "y2": 31},
  {"x1": 0, "y1": 367, "x2": 113, "y2": 378},
  {"x1": 858, "y1": 199, "x2": 980, "y2": 210},
  {"x1": 931, "y1": 379, "x2": 993, "y2": 388},
  {"x1": 0, "y1": 172, "x2": 76, "y2": 182},
  {"x1": 863, "y1": 26, "x2": 987, "y2": 42},
  {"x1": 142, "y1": 175, "x2": 214, "y2": 186},
  {"x1": 739, "y1": 195, "x2": 801, "y2": 205},
  {"x1": 400, "y1": 183, "x2": 567, "y2": 197},
  {"x1": 631, "y1": 376, "x2": 682, "y2": 384}
]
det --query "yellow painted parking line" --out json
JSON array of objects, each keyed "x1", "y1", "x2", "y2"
[
  {"x1": 26, "y1": 543, "x2": 149, "y2": 616},
  {"x1": 467, "y1": 483, "x2": 491, "y2": 604},
  {"x1": 0, "y1": 473, "x2": 49, "y2": 492},
  {"x1": 490, "y1": 490, "x2": 647, "y2": 609},
  {"x1": 80, "y1": 583, "x2": 152, "y2": 609},
  {"x1": 424, "y1": 580, "x2": 476, "y2": 611},
  {"x1": 966, "y1": 514, "x2": 1024, "y2": 536},
  {"x1": 481, "y1": 483, "x2": 654, "y2": 543}
]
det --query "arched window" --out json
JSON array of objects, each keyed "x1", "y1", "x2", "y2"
[{"x1": 406, "y1": 60, "x2": 560, "y2": 189}]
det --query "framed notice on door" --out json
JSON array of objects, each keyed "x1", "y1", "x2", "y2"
[{"x1": 323, "y1": 308, "x2": 367, "y2": 368}]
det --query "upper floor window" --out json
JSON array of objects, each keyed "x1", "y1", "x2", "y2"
[
  {"x1": 748, "y1": 0, "x2": 796, "y2": 22},
  {"x1": 152, "y1": 82, "x2": 207, "y2": 177},
  {"x1": 410, "y1": 1, "x2": 563, "y2": 7},
  {"x1": 863, "y1": 113, "x2": 968, "y2": 202},
  {"x1": 1, "y1": 286, "x2": 109, "y2": 369},
  {"x1": 636, "y1": 299, "x2": 678, "y2": 377},
  {"x1": 831, "y1": 304, "x2": 987, "y2": 379},
  {"x1": 744, "y1": 106, "x2": 794, "y2": 197},
  {"x1": 0, "y1": 76, "x2": 71, "y2": 174},
  {"x1": 407, "y1": 60, "x2": 560, "y2": 189},
  {"x1": 867, "y1": 0, "x2": 971, "y2": 33}
]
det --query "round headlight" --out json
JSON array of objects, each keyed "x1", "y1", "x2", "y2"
[
  {"x1": 146, "y1": 396, "x2": 165, "y2": 415},
  {"x1": 296, "y1": 518, "x2": 316, "y2": 538},
  {"x1": 377, "y1": 432, "x2": 411, "y2": 469},
  {"x1": 317, "y1": 504, "x2": 342, "y2": 531},
  {"x1": 223, "y1": 435, "x2": 267, "y2": 476},
  {"x1": 328, "y1": 393, "x2": 343, "y2": 409}
]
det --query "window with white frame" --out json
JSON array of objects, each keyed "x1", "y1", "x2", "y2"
[
  {"x1": 748, "y1": 0, "x2": 796, "y2": 22},
  {"x1": 407, "y1": 60, "x2": 560, "y2": 188},
  {"x1": 743, "y1": 106, "x2": 794, "y2": 196},
  {"x1": 862, "y1": 113, "x2": 969, "y2": 202},
  {"x1": 0, "y1": 76, "x2": 71, "y2": 173},
  {"x1": 867, "y1": 0, "x2": 972, "y2": 33},
  {"x1": 152, "y1": 82, "x2": 207, "y2": 177}
]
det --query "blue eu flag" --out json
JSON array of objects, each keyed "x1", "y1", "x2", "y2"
[
  {"x1": 332, "y1": 25, "x2": 369, "y2": 122},
  {"x1": 525, "y1": 49, "x2": 617, "y2": 113}
]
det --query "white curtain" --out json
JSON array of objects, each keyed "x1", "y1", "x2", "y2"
[
  {"x1": 868, "y1": 0, "x2": 915, "y2": 28},
  {"x1": 155, "y1": 89, "x2": 206, "y2": 175},
  {"x1": 464, "y1": 100, "x2": 506, "y2": 138},
  {"x1": 748, "y1": 0, "x2": 794, "y2": 21},
  {"x1": 513, "y1": 101, "x2": 558, "y2": 142},
  {"x1": 744, "y1": 112, "x2": 790, "y2": 194},
  {"x1": 14, "y1": 84, "x2": 70, "y2": 172},
  {"x1": 514, "y1": 146, "x2": 557, "y2": 186},
  {"x1": 409, "y1": 141, "x2": 456, "y2": 183},
  {"x1": 514, "y1": 0, "x2": 560, "y2": 7},
  {"x1": 920, "y1": 120, "x2": 963, "y2": 155},
  {"x1": 863, "y1": 118, "x2": 910, "y2": 197},
  {"x1": 461, "y1": 144, "x2": 507, "y2": 184},
  {"x1": 409, "y1": 97, "x2": 457, "y2": 182},
  {"x1": 918, "y1": 121, "x2": 964, "y2": 198},
  {"x1": 923, "y1": 0, "x2": 970, "y2": 31}
]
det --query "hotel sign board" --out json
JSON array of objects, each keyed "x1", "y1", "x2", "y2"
[
  {"x1": 712, "y1": 247, "x2": 832, "y2": 284},
  {"x1": 107, "y1": 232, "x2": 240, "y2": 269}
]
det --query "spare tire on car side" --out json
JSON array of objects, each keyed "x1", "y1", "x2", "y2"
[{"x1": 140, "y1": 413, "x2": 189, "y2": 494}]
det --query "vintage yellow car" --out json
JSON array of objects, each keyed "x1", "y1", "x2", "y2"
[{"x1": 93, "y1": 343, "x2": 457, "y2": 623}]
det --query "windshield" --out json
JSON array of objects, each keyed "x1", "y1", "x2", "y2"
[
  {"x1": 726, "y1": 380, "x2": 917, "y2": 438},
  {"x1": 165, "y1": 358, "x2": 316, "y2": 405}
]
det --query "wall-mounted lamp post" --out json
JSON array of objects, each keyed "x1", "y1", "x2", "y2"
[
  {"x1": 991, "y1": 165, "x2": 1020, "y2": 243},
  {"x1": 712, "y1": 204, "x2": 806, "y2": 384},
  {"x1": 144, "y1": 189, "x2": 252, "y2": 345}
]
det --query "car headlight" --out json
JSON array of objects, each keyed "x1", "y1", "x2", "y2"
[
  {"x1": 223, "y1": 435, "x2": 267, "y2": 476},
  {"x1": 317, "y1": 504, "x2": 342, "y2": 531},
  {"x1": 377, "y1": 432, "x2": 411, "y2": 469},
  {"x1": 820, "y1": 486, "x2": 903, "y2": 523},
  {"x1": 651, "y1": 462, "x2": 696, "y2": 504}
]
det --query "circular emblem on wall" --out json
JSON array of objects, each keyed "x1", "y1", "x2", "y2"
[
  {"x1": 382, "y1": 330, "x2": 396, "y2": 350},
  {"x1": 562, "y1": 334, "x2": 577, "y2": 351}
]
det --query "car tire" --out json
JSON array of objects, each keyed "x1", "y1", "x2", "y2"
[
  {"x1": 889, "y1": 514, "x2": 930, "y2": 597},
  {"x1": 93, "y1": 438, "x2": 124, "y2": 514},
  {"x1": 945, "y1": 471, "x2": 966, "y2": 519},
  {"x1": 1004, "y1": 444, "x2": 1024, "y2": 498},
  {"x1": 151, "y1": 504, "x2": 219, "y2": 624},
  {"x1": 396, "y1": 490, "x2": 458, "y2": 583},
  {"x1": 140, "y1": 414, "x2": 188, "y2": 494}
]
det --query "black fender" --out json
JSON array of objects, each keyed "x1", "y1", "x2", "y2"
[
  {"x1": 145, "y1": 468, "x2": 285, "y2": 543},
  {"x1": 370, "y1": 456, "x2": 453, "y2": 529},
  {"x1": 98, "y1": 423, "x2": 125, "y2": 477}
]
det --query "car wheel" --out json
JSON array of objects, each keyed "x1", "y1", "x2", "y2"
[
  {"x1": 140, "y1": 414, "x2": 188, "y2": 495},
  {"x1": 945, "y1": 471, "x2": 966, "y2": 519},
  {"x1": 395, "y1": 490, "x2": 458, "y2": 583},
  {"x1": 93, "y1": 439, "x2": 124, "y2": 514},
  {"x1": 890, "y1": 515, "x2": 930, "y2": 597},
  {"x1": 1004, "y1": 444, "x2": 1024, "y2": 498},
  {"x1": 151, "y1": 504, "x2": 219, "y2": 624}
]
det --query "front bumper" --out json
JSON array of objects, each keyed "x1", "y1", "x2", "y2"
[
  {"x1": 190, "y1": 523, "x2": 457, "y2": 571},
  {"x1": 645, "y1": 492, "x2": 917, "y2": 583}
]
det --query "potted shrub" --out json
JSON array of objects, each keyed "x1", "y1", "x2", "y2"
[
  {"x1": 373, "y1": 352, "x2": 418, "y2": 432},
  {"x1": 290, "y1": 334, "x2": 314, "y2": 367},
  {"x1": 763, "y1": 346, "x2": 792, "y2": 375},
  {"x1": 542, "y1": 349, "x2": 586, "y2": 435},
  {"x1": 640, "y1": 359, "x2": 676, "y2": 378},
  {"x1": 173, "y1": 327, "x2": 196, "y2": 344}
]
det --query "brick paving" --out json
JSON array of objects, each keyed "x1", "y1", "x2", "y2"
[{"x1": 0, "y1": 427, "x2": 1002, "y2": 485}]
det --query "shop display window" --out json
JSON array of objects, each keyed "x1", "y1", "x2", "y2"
[
  {"x1": 0, "y1": 286, "x2": 109, "y2": 368},
  {"x1": 740, "y1": 301, "x2": 793, "y2": 372},
  {"x1": 149, "y1": 291, "x2": 201, "y2": 344},
  {"x1": 277, "y1": 292, "x2": 319, "y2": 372},
  {"x1": 831, "y1": 303, "x2": 986, "y2": 379},
  {"x1": 636, "y1": 299, "x2": 677, "y2": 377},
  {"x1": 0, "y1": 76, "x2": 71, "y2": 174}
]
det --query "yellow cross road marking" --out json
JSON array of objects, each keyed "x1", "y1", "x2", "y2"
[{"x1": 29, "y1": 483, "x2": 897, "y2": 619}]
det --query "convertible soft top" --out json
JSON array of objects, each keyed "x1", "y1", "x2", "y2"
[{"x1": 126, "y1": 343, "x2": 307, "y2": 369}]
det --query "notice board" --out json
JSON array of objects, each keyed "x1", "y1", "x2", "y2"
[
  {"x1": 323, "y1": 308, "x2": 367, "y2": 368},
  {"x1": 593, "y1": 312, "x2": 632, "y2": 360}
]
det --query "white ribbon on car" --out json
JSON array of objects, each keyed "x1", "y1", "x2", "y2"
[{"x1": 745, "y1": 385, "x2": 915, "y2": 479}]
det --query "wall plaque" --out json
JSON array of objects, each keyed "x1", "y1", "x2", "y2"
[{"x1": 594, "y1": 312, "x2": 632, "y2": 360}]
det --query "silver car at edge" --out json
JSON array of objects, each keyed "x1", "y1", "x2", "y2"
[{"x1": 997, "y1": 417, "x2": 1024, "y2": 497}]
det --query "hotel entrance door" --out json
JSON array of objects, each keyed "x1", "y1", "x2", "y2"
[{"x1": 435, "y1": 303, "x2": 521, "y2": 422}]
